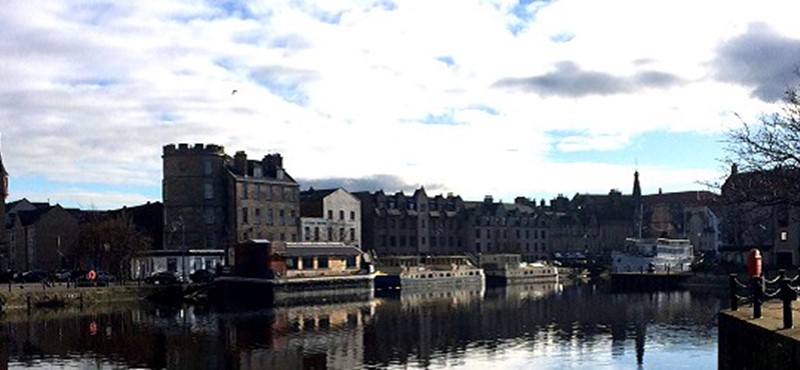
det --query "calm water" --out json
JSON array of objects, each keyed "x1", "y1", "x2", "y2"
[{"x1": 1, "y1": 283, "x2": 721, "y2": 369}]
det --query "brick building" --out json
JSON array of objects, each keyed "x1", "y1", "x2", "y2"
[{"x1": 162, "y1": 143, "x2": 300, "y2": 251}]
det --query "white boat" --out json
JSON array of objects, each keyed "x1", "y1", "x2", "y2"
[
  {"x1": 479, "y1": 254, "x2": 559, "y2": 286},
  {"x1": 612, "y1": 238, "x2": 694, "y2": 274},
  {"x1": 374, "y1": 255, "x2": 485, "y2": 290}
]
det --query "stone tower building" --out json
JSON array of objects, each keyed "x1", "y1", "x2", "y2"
[
  {"x1": 163, "y1": 144, "x2": 228, "y2": 250},
  {"x1": 162, "y1": 143, "x2": 301, "y2": 251}
]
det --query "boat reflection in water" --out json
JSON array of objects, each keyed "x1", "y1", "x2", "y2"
[{"x1": 2, "y1": 283, "x2": 719, "y2": 369}]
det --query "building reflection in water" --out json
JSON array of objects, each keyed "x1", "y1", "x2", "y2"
[{"x1": 1, "y1": 284, "x2": 720, "y2": 369}]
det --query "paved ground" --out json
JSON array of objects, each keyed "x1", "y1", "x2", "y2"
[{"x1": 725, "y1": 299, "x2": 800, "y2": 341}]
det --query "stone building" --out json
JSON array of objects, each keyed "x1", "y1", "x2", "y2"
[
  {"x1": 462, "y1": 196, "x2": 551, "y2": 261},
  {"x1": 299, "y1": 188, "x2": 361, "y2": 247},
  {"x1": 355, "y1": 188, "x2": 465, "y2": 256},
  {"x1": 162, "y1": 143, "x2": 300, "y2": 251},
  {"x1": 720, "y1": 165, "x2": 798, "y2": 268},
  {"x1": 6, "y1": 201, "x2": 79, "y2": 272}
]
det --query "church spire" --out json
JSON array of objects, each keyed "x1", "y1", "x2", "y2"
[{"x1": 632, "y1": 170, "x2": 643, "y2": 238}]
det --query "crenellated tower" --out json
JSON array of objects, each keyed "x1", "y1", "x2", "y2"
[{"x1": 162, "y1": 143, "x2": 227, "y2": 250}]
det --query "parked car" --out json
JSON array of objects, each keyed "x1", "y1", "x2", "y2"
[
  {"x1": 189, "y1": 269, "x2": 216, "y2": 284},
  {"x1": 95, "y1": 271, "x2": 115, "y2": 282},
  {"x1": 53, "y1": 269, "x2": 73, "y2": 282},
  {"x1": 19, "y1": 270, "x2": 49, "y2": 283},
  {"x1": 145, "y1": 271, "x2": 180, "y2": 285}
]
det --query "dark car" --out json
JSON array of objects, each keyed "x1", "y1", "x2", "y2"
[
  {"x1": 189, "y1": 269, "x2": 216, "y2": 284},
  {"x1": 53, "y1": 269, "x2": 73, "y2": 282},
  {"x1": 19, "y1": 270, "x2": 49, "y2": 283},
  {"x1": 145, "y1": 271, "x2": 180, "y2": 285}
]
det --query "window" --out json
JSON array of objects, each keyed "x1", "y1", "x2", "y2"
[
  {"x1": 267, "y1": 209, "x2": 273, "y2": 225},
  {"x1": 279, "y1": 209, "x2": 285, "y2": 225},
  {"x1": 242, "y1": 183, "x2": 248, "y2": 199},
  {"x1": 328, "y1": 210, "x2": 333, "y2": 219},
  {"x1": 475, "y1": 229, "x2": 481, "y2": 239},
  {"x1": 302, "y1": 256, "x2": 314, "y2": 269},
  {"x1": 350, "y1": 211, "x2": 355, "y2": 220},
  {"x1": 290, "y1": 210, "x2": 296, "y2": 225},
  {"x1": 339, "y1": 228, "x2": 345, "y2": 241},
  {"x1": 204, "y1": 183, "x2": 213, "y2": 199},
  {"x1": 327, "y1": 227, "x2": 333, "y2": 240},
  {"x1": 204, "y1": 159, "x2": 212, "y2": 175},
  {"x1": 350, "y1": 228, "x2": 355, "y2": 241},
  {"x1": 242, "y1": 208, "x2": 248, "y2": 224},
  {"x1": 781, "y1": 231, "x2": 789, "y2": 241},
  {"x1": 266, "y1": 186, "x2": 272, "y2": 200},
  {"x1": 318, "y1": 256, "x2": 329, "y2": 269},
  {"x1": 254, "y1": 184, "x2": 260, "y2": 200},
  {"x1": 304, "y1": 226, "x2": 311, "y2": 240},
  {"x1": 279, "y1": 233, "x2": 285, "y2": 241},
  {"x1": 204, "y1": 208, "x2": 214, "y2": 224},
  {"x1": 346, "y1": 255, "x2": 357, "y2": 268},
  {"x1": 339, "y1": 210, "x2": 345, "y2": 220},
  {"x1": 255, "y1": 208, "x2": 261, "y2": 224},
  {"x1": 287, "y1": 257, "x2": 298, "y2": 269},
  {"x1": 314, "y1": 227, "x2": 320, "y2": 241}
]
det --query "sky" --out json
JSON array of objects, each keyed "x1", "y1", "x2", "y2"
[{"x1": 2, "y1": 0, "x2": 800, "y2": 210}]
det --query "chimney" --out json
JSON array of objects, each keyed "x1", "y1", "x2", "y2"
[{"x1": 234, "y1": 151, "x2": 248, "y2": 176}]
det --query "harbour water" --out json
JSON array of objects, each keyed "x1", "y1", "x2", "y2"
[{"x1": 2, "y1": 283, "x2": 722, "y2": 369}]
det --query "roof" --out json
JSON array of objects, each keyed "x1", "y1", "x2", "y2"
[
  {"x1": 17, "y1": 207, "x2": 52, "y2": 226},
  {"x1": 282, "y1": 242, "x2": 362, "y2": 257},
  {"x1": 300, "y1": 188, "x2": 338, "y2": 201},
  {"x1": 643, "y1": 191, "x2": 717, "y2": 206}
]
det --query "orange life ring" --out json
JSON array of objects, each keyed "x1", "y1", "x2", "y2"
[{"x1": 87, "y1": 270, "x2": 97, "y2": 281}]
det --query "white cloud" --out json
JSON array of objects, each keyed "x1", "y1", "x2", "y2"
[{"x1": 0, "y1": 0, "x2": 797, "y2": 208}]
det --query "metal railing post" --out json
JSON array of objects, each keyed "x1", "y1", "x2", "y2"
[
  {"x1": 753, "y1": 276, "x2": 763, "y2": 319},
  {"x1": 730, "y1": 274, "x2": 738, "y2": 311},
  {"x1": 781, "y1": 277, "x2": 793, "y2": 329}
]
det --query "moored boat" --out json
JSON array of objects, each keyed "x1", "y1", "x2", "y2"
[
  {"x1": 374, "y1": 255, "x2": 484, "y2": 290},
  {"x1": 479, "y1": 254, "x2": 559, "y2": 286}
]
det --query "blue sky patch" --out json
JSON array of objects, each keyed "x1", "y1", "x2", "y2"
[
  {"x1": 546, "y1": 130, "x2": 725, "y2": 171},
  {"x1": 251, "y1": 74, "x2": 309, "y2": 106},
  {"x1": 436, "y1": 56, "x2": 455, "y2": 66},
  {"x1": 550, "y1": 32, "x2": 575, "y2": 43}
]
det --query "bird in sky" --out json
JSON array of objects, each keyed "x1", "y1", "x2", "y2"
[{"x1": 231, "y1": 89, "x2": 237, "y2": 95}]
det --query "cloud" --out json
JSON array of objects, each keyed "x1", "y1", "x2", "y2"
[
  {"x1": 713, "y1": 23, "x2": 800, "y2": 102},
  {"x1": 298, "y1": 174, "x2": 446, "y2": 195},
  {"x1": 492, "y1": 61, "x2": 683, "y2": 97}
]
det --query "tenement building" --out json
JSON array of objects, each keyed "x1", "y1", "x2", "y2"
[
  {"x1": 162, "y1": 143, "x2": 300, "y2": 250},
  {"x1": 355, "y1": 188, "x2": 465, "y2": 256},
  {"x1": 299, "y1": 188, "x2": 361, "y2": 247},
  {"x1": 463, "y1": 196, "x2": 551, "y2": 262}
]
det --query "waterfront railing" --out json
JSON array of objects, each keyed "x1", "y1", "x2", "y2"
[{"x1": 730, "y1": 270, "x2": 799, "y2": 329}]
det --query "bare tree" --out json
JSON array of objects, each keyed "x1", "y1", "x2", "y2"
[
  {"x1": 78, "y1": 213, "x2": 152, "y2": 277},
  {"x1": 724, "y1": 84, "x2": 800, "y2": 206}
]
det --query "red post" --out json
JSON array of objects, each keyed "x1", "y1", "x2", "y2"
[{"x1": 747, "y1": 249, "x2": 762, "y2": 277}]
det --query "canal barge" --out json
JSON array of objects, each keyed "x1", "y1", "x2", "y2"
[
  {"x1": 373, "y1": 255, "x2": 484, "y2": 290},
  {"x1": 478, "y1": 253, "x2": 559, "y2": 286}
]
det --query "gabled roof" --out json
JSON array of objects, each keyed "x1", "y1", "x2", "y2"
[
  {"x1": 17, "y1": 206, "x2": 54, "y2": 226},
  {"x1": 300, "y1": 188, "x2": 338, "y2": 201}
]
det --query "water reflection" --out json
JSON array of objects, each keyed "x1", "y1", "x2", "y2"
[{"x1": 2, "y1": 284, "x2": 720, "y2": 369}]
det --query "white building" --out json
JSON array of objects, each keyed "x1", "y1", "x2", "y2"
[{"x1": 299, "y1": 188, "x2": 361, "y2": 247}]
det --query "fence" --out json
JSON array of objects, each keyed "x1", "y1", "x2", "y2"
[{"x1": 730, "y1": 270, "x2": 800, "y2": 329}]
